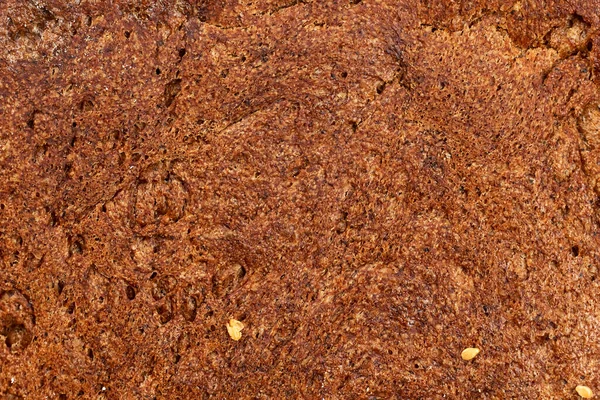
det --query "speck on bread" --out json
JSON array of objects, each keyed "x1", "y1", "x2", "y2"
[
  {"x1": 461, "y1": 347, "x2": 480, "y2": 361},
  {"x1": 226, "y1": 319, "x2": 244, "y2": 341},
  {"x1": 577, "y1": 385, "x2": 594, "y2": 398},
  {"x1": 1, "y1": 0, "x2": 600, "y2": 398}
]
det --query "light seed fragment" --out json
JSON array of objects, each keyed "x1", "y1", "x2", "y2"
[
  {"x1": 461, "y1": 347, "x2": 480, "y2": 360},
  {"x1": 226, "y1": 319, "x2": 244, "y2": 341},
  {"x1": 576, "y1": 385, "x2": 593, "y2": 398}
]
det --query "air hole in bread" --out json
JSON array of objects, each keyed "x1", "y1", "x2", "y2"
[
  {"x1": 157, "y1": 297, "x2": 174, "y2": 324},
  {"x1": 125, "y1": 285, "x2": 136, "y2": 300}
]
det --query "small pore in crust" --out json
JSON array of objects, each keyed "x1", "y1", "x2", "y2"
[
  {"x1": 125, "y1": 285, "x2": 136, "y2": 300},
  {"x1": 164, "y1": 79, "x2": 182, "y2": 107},
  {"x1": 4, "y1": 324, "x2": 32, "y2": 351},
  {"x1": 57, "y1": 280, "x2": 65, "y2": 295},
  {"x1": 181, "y1": 295, "x2": 197, "y2": 322},
  {"x1": 212, "y1": 263, "x2": 247, "y2": 297},
  {"x1": 68, "y1": 235, "x2": 85, "y2": 257},
  {"x1": 156, "y1": 298, "x2": 174, "y2": 324}
]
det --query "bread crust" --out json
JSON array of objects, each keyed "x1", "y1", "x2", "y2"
[{"x1": 1, "y1": 1, "x2": 600, "y2": 398}]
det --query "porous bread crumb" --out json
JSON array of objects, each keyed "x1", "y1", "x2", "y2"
[{"x1": 4, "y1": 0, "x2": 600, "y2": 397}]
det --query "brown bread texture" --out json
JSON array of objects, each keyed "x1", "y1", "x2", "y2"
[{"x1": 2, "y1": 0, "x2": 600, "y2": 398}]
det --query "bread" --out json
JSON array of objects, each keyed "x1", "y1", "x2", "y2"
[{"x1": 2, "y1": 0, "x2": 600, "y2": 398}]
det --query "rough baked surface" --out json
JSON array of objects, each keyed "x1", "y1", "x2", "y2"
[{"x1": 2, "y1": 0, "x2": 600, "y2": 398}]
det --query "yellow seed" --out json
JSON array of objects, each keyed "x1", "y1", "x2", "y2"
[
  {"x1": 576, "y1": 385, "x2": 594, "y2": 398},
  {"x1": 461, "y1": 347, "x2": 480, "y2": 360},
  {"x1": 226, "y1": 319, "x2": 244, "y2": 341}
]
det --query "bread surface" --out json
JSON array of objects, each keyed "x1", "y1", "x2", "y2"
[{"x1": 2, "y1": 1, "x2": 600, "y2": 398}]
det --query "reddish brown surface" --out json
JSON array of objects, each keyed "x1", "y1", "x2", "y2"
[{"x1": 2, "y1": 1, "x2": 600, "y2": 398}]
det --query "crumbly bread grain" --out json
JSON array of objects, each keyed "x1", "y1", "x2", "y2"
[{"x1": 1, "y1": 0, "x2": 600, "y2": 398}]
